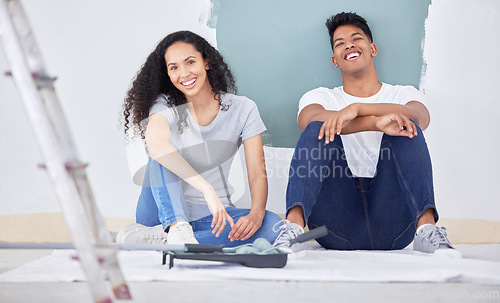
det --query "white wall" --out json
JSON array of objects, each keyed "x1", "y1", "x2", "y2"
[
  {"x1": 421, "y1": 0, "x2": 500, "y2": 221},
  {"x1": 1, "y1": 0, "x2": 499, "y2": 223},
  {"x1": 0, "y1": 0, "x2": 215, "y2": 217}
]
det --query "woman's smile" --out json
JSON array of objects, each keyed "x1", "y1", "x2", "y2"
[{"x1": 181, "y1": 78, "x2": 197, "y2": 88}]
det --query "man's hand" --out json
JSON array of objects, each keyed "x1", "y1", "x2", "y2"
[
  {"x1": 318, "y1": 104, "x2": 358, "y2": 144},
  {"x1": 375, "y1": 113, "x2": 417, "y2": 138},
  {"x1": 228, "y1": 210, "x2": 264, "y2": 242}
]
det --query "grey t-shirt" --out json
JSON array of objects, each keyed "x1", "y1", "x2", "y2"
[{"x1": 149, "y1": 93, "x2": 266, "y2": 218}]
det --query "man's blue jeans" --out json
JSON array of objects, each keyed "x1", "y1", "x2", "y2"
[
  {"x1": 136, "y1": 157, "x2": 281, "y2": 247},
  {"x1": 286, "y1": 121, "x2": 438, "y2": 250}
]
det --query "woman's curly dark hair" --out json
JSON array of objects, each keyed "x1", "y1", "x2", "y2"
[{"x1": 123, "y1": 30, "x2": 236, "y2": 140}]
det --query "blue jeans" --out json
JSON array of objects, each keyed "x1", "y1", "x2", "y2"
[
  {"x1": 136, "y1": 157, "x2": 281, "y2": 247},
  {"x1": 286, "y1": 121, "x2": 438, "y2": 250}
]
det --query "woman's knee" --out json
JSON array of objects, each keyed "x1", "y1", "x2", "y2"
[
  {"x1": 260, "y1": 210, "x2": 282, "y2": 230},
  {"x1": 264, "y1": 210, "x2": 282, "y2": 223},
  {"x1": 256, "y1": 210, "x2": 282, "y2": 242}
]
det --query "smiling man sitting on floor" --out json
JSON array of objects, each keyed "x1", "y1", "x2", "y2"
[{"x1": 272, "y1": 12, "x2": 461, "y2": 258}]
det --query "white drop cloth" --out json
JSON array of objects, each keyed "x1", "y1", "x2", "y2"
[{"x1": 1, "y1": 243, "x2": 499, "y2": 284}]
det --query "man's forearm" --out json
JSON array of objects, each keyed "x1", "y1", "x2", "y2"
[
  {"x1": 341, "y1": 115, "x2": 378, "y2": 134},
  {"x1": 306, "y1": 109, "x2": 378, "y2": 134},
  {"x1": 353, "y1": 102, "x2": 428, "y2": 129},
  {"x1": 354, "y1": 103, "x2": 410, "y2": 117}
]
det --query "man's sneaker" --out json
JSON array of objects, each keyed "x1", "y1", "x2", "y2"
[
  {"x1": 166, "y1": 221, "x2": 199, "y2": 244},
  {"x1": 116, "y1": 223, "x2": 166, "y2": 245},
  {"x1": 272, "y1": 220, "x2": 305, "y2": 253},
  {"x1": 413, "y1": 224, "x2": 462, "y2": 258}
]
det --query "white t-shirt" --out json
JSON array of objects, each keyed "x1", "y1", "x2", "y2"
[
  {"x1": 298, "y1": 83, "x2": 429, "y2": 177},
  {"x1": 149, "y1": 93, "x2": 266, "y2": 217}
]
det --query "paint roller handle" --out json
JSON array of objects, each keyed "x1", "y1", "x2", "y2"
[
  {"x1": 288, "y1": 225, "x2": 328, "y2": 246},
  {"x1": 184, "y1": 243, "x2": 225, "y2": 253}
]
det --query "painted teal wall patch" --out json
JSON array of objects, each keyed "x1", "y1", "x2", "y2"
[{"x1": 213, "y1": 0, "x2": 431, "y2": 147}]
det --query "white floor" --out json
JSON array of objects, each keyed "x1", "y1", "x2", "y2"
[
  {"x1": 2, "y1": 280, "x2": 500, "y2": 303},
  {"x1": 1, "y1": 245, "x2": 499, "y2": 303}
]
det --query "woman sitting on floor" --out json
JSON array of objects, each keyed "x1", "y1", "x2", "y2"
[{"x1": 119, "y1": 30, "x2": 281, "y2": 246}]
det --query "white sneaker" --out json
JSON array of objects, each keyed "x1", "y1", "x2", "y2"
[
  {"x1": 166, "y1": 221, "x2": 199, "y2": 244},
  {"x1": 116, "y1": 223, "x2": 166, "y2": 245},
  {"x1": 413, "y1": 224, "x2": 462, "y2": 258},
  {"x1": 272, "y1": 220, "x2": 305, "y2": 253}
]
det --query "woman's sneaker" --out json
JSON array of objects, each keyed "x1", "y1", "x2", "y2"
[
  {"x1": 116, "y1": 223, "x2": 166, "y2": 245},
  {"x1": 272, "y1": 220, "x2": 305, "y2": 253},
  {"x1": 413, "y1": 224, "x2": 462, "y2": 258},
  {"x1": 166, "y1": 221, "x2": 199, "y2": 244}
]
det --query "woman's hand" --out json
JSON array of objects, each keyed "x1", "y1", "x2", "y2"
[
  {"x1": 318, "y1": 104, "x2": 358, "y2": 144},
  {"x1": 375, "y1": 113, "x2": 417, "y2": 138},
  {"x1": 204, "y1": 187, "x2": 234, "y2": 237},
  {"x1": 228, "y1": 210, "x2": 264, "y2": 242}
]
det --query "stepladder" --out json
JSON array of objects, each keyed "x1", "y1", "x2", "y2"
[{"x1": 0, "y1": 0, "x2": 131, "y2": 301}]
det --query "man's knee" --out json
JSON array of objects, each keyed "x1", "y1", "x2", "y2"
[
  {"x1": 304, "y1": 121, "x2": 324, "y2": 132},
  {"x1": 293, "y1": 121, "x2": 323, "y2": 149},
  {"x1": 382, "y1": 122, "x2": 427, "y2": 148},
  {"x1": 297, "y1": 121, "x2": 344, "y2": 152}
]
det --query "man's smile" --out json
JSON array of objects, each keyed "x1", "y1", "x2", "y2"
[{"x1": 345, "y1": 51, "x2": 361, "y2": 60}]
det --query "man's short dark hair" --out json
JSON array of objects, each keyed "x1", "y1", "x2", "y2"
[{"x1": 326, "y1": 12, "x2": 373, "y2": 51}]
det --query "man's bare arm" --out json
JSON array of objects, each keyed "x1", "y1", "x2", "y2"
[
  {"x1": 298, "y1": 104, "x2": 377, "y2": 132},
  {"x1": 298, "y1": 103, "x2": 422, "y2": 144},
  {"x1": 355, "y1": 101, "x2": 430, "y2": 130}
]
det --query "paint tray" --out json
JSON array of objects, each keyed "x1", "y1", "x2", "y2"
[{"x1": 162, "y1": 225, "x2": 328, "y2": 269}]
